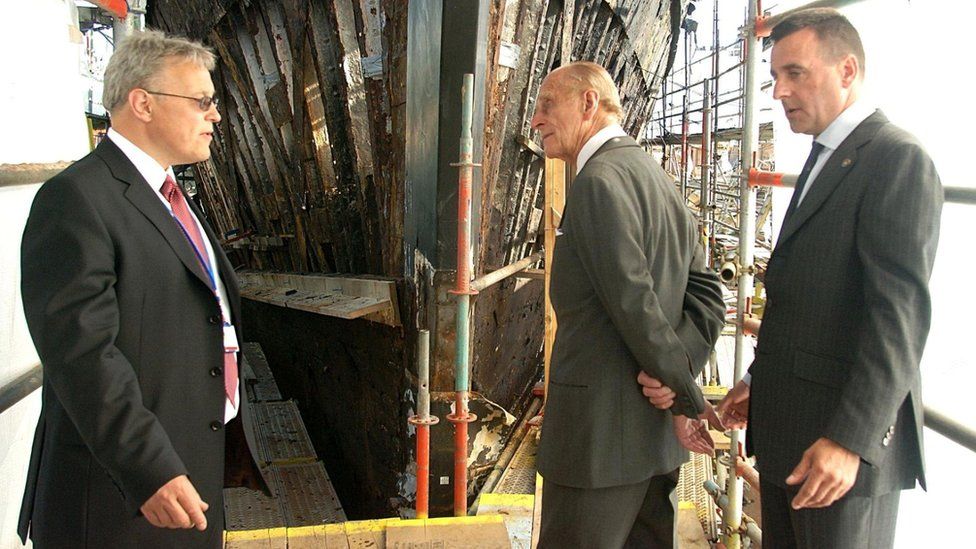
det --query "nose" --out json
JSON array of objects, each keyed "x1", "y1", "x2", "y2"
[
  {"x1": 772, "y1": 79, "x2": 787, "y2": 100},
  {"x1": 207, "y1": 105, "x2": 221, "y2": 123},
  {"x1": 530, "y1": 111, "x2": 542, "y2": 131}
]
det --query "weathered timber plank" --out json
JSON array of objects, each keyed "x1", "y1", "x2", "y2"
[
  {"x1": 382, "y1": 0, "x2": 407, "y2": 277},
  {"x1": 307, "y1": 1, "x2": 372, "y2": 274}
]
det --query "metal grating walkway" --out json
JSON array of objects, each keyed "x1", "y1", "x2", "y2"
[
  {"x1": 241, "y1": 342, "x2": 282, "y2": 402},
  {"x1": 493, "y1": 425, "x2": 540, "y2": 495},
  {"x1": 225, "y1": 344, "x2": 346, "y2": 534},
  {"x1": 677, "y1": 449, "x2": 717, "y2": 540},
  {"x1": 252, "y1": 401, "x2": 317, "y2": 464}
]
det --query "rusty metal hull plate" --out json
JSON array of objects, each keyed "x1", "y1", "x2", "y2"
[
  {"x1": 253, "y1": 401, "x2": 317, "y2": 464},
  {"x1": 272, "y1": 461, "x2": 347, "y2": 525},
  {"x1": 493, "y1": 425, "x2": 539, "y2": 495},
  {"x1": 241, "y1": 342, "x2": 282, "y2": 402}
]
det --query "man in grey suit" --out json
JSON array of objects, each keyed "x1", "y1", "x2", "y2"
[
  {"x1": 711, "y1": 9, "x2": 942, "y2": 548},
  {"x1": 532, "y1": 62, "x2": 726, "y2": 548}
]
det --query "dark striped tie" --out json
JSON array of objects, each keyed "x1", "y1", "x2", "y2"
[{"x1": 784, "y1": 141, "x2": 825, "y2": 221}]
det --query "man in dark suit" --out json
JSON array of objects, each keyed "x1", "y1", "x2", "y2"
[
  {"x1": 532, "y1": 61, "x2": 726, "y2": 548},
  {"x1": 19, "y1": 30, "x2": 264, "y2": 547},
  {"x1": 712, "y1": 9, "x2": 943, "y2": 548}
]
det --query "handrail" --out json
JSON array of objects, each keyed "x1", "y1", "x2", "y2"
[
  {"x1": 470, "y1": 250, "x2": 544, "y2": 292},
  {"x1": 924, "y1": 406, "x2": 976, "y2": 454},
  {"x1": 944, "y1": 186, "x2": 976, "y2": 205},
  {"x1": 0, "y1": 364, "x2": 42, "y2": 415}
]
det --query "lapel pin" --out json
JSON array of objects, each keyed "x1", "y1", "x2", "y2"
[{"x1": 841, "y1": 158, "x2": 852, "y2": 167}]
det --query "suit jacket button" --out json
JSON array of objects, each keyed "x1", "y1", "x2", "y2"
[
  {"x1": 210, "y1": 421, "x2": 223, "y2": 431},
  {"x1": 210, "y1": 367, "x2": 222, "y2": 377},
  {"x1": 209, "y1": 315, "x2": 221, "y2": 325}
]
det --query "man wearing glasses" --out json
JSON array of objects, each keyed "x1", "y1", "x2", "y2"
[{"x1": 18, "y1": 30, "x2": 264, "y2": 548}]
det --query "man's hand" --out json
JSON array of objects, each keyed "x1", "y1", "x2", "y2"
[
  {"x1": 716, "y1": 379, "x2": 750, "y2": 430},
  {"x1": 740, "y1": 313, "x2": 762, "y2": 337},
  {"x1": 140, "y1": 475, "x2": 209, "y2": 530},
  {"x1": 786, "y1": 438, "x2": 860, "y2": 509},
  {"x1": 699, "y1": 403, "x2": 726, "y2": 432},
  {"x1": 673, "y1": 415, "x2": 715, "y2": 456},
  {"x1": 637, "y1": 371, "x2": 675, "y2": 409}
]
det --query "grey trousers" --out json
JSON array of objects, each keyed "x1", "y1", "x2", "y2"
[
  {"x1": 760, "y1": 480, "x2": 901, "y2": 549},
  {"x1": 538, "y1": 469, "x2": 680, "y2": 549}
]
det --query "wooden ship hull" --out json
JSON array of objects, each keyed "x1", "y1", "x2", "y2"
[{"x1": 148, "y1": 0, "x2": 687, "y2": 519}]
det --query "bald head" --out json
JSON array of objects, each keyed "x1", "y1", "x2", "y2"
[
  {"x1": 548, "y1": 62, "x2": 624, "y2": 122},
  {"x1": 530, "y1": 62, "x2": 624, "y2": 163}
]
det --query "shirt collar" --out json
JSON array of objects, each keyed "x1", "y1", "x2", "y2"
[
  {"x1": 576, "y1": 123, "x2": 628, "y2": 174},
  {"x1": 107, "y1": 128, "x2": 176, "y2": 192},
  {"x1": 814, "y1": 99, "x2": 876, "y2": 151}
]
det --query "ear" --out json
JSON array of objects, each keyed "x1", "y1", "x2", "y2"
[
  {"x1": 839, "y1": 53, "x2": 859, "y2": 88},
  {"x1": 582, "y1": 89, "x2": 600, "y2": 119},
  {"x1": 129, "y1": 89, "x2": 153, "y2": 122}
]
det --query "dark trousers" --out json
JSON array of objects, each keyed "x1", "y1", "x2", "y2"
[
  {"x1": 760, "y1": 480, "x2": 901, "y2": 549},
  {"x1": 539, "y1": 469, "x2": 680, "y2": 549}
]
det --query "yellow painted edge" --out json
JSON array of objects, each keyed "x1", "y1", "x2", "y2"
[
  {"x1": 225, "y1": 528, "x2": 270, "y2": 541},
  {"x1": 267, "y1": 527, "x2": 288, "y2": 539},
  {"x1": 287, "y1": 524, "x2": 326, "y2": 538},
  {"x1": 425, "y1": 515, "x2": 505, "y2": 527},
  {"x1": 322, "y1": 523, "x2": 346, "y2": 535},
  {"x1": 477, "y1": 493, "x2": 535, "y2": 508},
  {"x1": 385, "y1": 515, "x2": 505, "y2": 531},
  {"x1": 701, "y1": 385, "x2": 729, "y2": 396},
  {"x1": 678, "y1": 501, "x2": 697, "y2": 510},
  {"x1": 344, "y1": 517, "x2": 400, "y2": 534}
]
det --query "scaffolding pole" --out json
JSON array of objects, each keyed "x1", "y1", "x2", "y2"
[
  {"x1": 447, "y1": 73, "x2": 479, "y2": 517},
  {"x1": 724, "y1": 0, "x2": 761, "y2": 546},
  {"x1": 408, "y1": 330, "x2": 438, "y2": 519}
]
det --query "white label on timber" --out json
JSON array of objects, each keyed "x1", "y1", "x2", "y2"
[
  {"x1": 440, "y1": 476, "x2": 450, "y2": 485},
  {"x1": 499, "y1": 42, "x2": 521, "y2": 69},
  {"x1": 361, "y1": 54, "x2": 383, "y2": 79}
]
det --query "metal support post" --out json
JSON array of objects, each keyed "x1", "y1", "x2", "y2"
[
  {"x1": 408, "y1": 330, "x2": 438, "y2": 519},
  {"x1": 446, "y1": 73, "x2": 479, "y2": 517},
  {"x1": 111, "y1": 0, "x2": 146, "y2": 41},
  {"x1": 725, "y1": 1, "x2": 761, "y2": 546},
  {"x1": 702, "y1": 76, "x2": 713, "y2": 262}
]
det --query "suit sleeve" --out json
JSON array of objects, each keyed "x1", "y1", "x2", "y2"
[
  {"x1": 673, "y1": 241, "x2": 726, "y2": 378},
  {"x1": 22, "y1": 180, "x2": 187, "y2": 514},
  {"x1": 566, "y1": 172, "x2": 713, "y2": 417},
  {"x1": 823, "y1": 140, "x2": 942, "y2": 465}
]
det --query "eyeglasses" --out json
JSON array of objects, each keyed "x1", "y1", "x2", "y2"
[{"x1": 144, "y1": 90, "x2": 219, "y2": 111}]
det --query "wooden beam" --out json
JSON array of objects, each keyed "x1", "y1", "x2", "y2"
[
  {"x1": 543, "y1": 157, "x2": 566, "y2": 402},
  {"x1": 0, "y1": 162, "x2": 72, "y2": 187},
  {"x1": 238, "y1": 271, "x2": 400, "y2": 326}
]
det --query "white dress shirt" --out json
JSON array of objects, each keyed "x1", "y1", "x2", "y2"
[
  {"x1": 576, "y1": 123, "x2": 629, "y2": 175},
  {"x1": 108, "y1": 129, "x2": 240, "y2": 421},
  {"x1": 796, "y1": 99, "x2": 876, "y2": 206}
]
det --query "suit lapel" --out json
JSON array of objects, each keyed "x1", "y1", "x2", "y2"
[
  {"x1": 186, "y1": 193, "x2": 242, "y2": 323},
  {"x1": 777, "y1": 111, "x2": 887, "y2": 246},
  {"x1": 94, "y1": 140, "x2": 214, "y2": 289}
]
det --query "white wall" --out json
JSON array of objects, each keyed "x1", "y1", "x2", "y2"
[
  {"x1": 0, "y1": 0, "x2": 90, "y2": 547},
  {"x1": 767, "y1": 2, "x2": 976, "y2": 547}
]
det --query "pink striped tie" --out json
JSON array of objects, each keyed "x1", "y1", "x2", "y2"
[{"x1": 162, "y1": 176, "x2": 238, "y2": 405}]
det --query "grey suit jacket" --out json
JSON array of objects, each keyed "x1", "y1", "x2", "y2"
[
  {"x1": 538, "y1": 136, "x2": 725, "y2": 489},
  {"x1": 749, "y1": 111, "x2": 942, "y2": 496}
]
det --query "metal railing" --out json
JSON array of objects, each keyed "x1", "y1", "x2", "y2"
[{"x1": 0, "y1": 364, "x2": 42, "y2": 415}]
